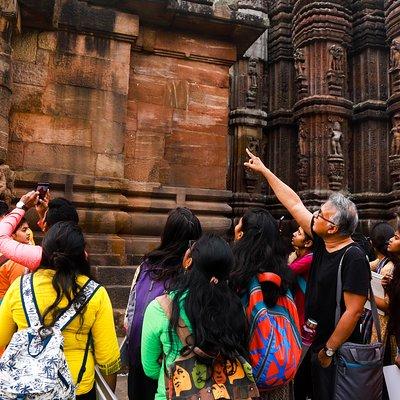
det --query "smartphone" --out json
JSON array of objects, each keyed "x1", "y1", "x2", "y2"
[{"x1": 36, "y1": 182, "x2": 50, "y2": 200}]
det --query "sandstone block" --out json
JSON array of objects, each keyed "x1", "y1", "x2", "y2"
[
  {"x1": 172, "y1": 109, "x2": 227, "y2": 136},
  {"x1": 152, "y1": 28, "x2": 237, "y2": 63},
  {"x1": 124, "y1": 130, "x2": 136, "y2": 159},
  {"x1": 23, "y1": 142, "x2": 96, "y2": 175},
  {"x1": 96, "y1": 154, "x2": 124, "y2": 178},
  {"x1": 36, "y1": 49, "x2": 51, "y2": 65},
  {"x1": 10, "y1": 113, "x2": 92, "y2": 147},
  {"x1": 57, "y1": 32, "x2": 131, "y2": 64},
  {"x1": 12, "y1": 83, "x2": 46, "y2": 113},
  {"x1": 132, "y1": 53, "x2": 178, "y2": 80},
  {"x1": 176, "y1": 60, "x2": 229, "y2": 88},
  {"x1": 12, "y1": 32, "x2": 38, "y2": 63},
  {"x1": 52, "y1": 53, "x2": 130, "y2": 95},
  {"x1": 38, "y1": 32, "x2": 57, "y2": 51},
  {"x1": 92, "y1": 120, "x2": 124, "y2": 154},
  {"x1": 13, "y1": 61, "x2": 48, "y2": 86},
  {"x1": 132, "y1": 130, "x2": 165, "y2": 159},
  {"x1": 137, "y1": 102, "x2": 173, "y2": 132},
  {"x1": 165, "y1": 164, "x2": 226, "y2": 190},
  {"x1": 188, "y1": 83, "x2": 229, "y2": 116},
  {"x1": 124, "y1": 159, "x2": 160, "y2": 182},
  {"x1": 7, "y1": 141, "x2": 24, "y2": 169}
]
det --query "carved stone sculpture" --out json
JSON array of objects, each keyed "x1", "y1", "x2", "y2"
[
  {"x1": 293, "y1": 47, "x2": 308, "y2": 97},
  {"x1": 0, "y1": 164, "x2": 14, "y2": 204},
  {"x1": 326, "y1": 44, "x2": 345, "y2": 96},
  {"x1": 330, "y1": 121, "x2": 343, "y2": 156},
  {"x1": 390, "y1": 39, "x2": 400, "y2": 71},
  {"x1": 244, "y1": 136, "x2": 260, "y2": 192},
  {"x1": 298, "y1": 119, "x2": 307, "y2": 156},
  {"x1": 297, "y1": 156, "x2": 309, "y2": 191},
  {"x1": 246, "y1": 57, "x2": 258, "y2": 108},
  {"x1": 329, "y1": 44, "x2": 344, "y2": 72},
  {"x1": 294, "y1": 48, "x2": 306, "y2": 77},
  {"x1": 391, "y1": 124, "x2": 400, "y2": 156}
]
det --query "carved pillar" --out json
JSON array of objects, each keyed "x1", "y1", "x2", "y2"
[
  {"x1": 229, "y1": 31, "x2": 268, "y2": 217},
  {"x1": 292, "y1": 0, "x2": 352, "y2": 199},
  {"x1": 348, "y1": 1, "x2": 391, "y2": 222},
  {"x1": 386, "y1": 0, "x2": 400, "y2": 192},
  {"x1": 265, "y1": 0, "x2": 297, "y2": 214}
]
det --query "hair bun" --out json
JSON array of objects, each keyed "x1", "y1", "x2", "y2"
[{"x1": 51, "y1": 251, "x2": 68, "y2": 264}]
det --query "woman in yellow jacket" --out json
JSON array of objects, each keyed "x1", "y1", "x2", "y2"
[{"x1": 0, "y1": 221, "x2": 121, "y2": 399}]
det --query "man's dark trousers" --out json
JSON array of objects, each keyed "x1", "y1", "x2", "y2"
[{"x1": 311, "y1": 351, "x2": 336, "y2": 400}]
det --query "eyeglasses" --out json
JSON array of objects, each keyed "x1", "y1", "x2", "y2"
[
  {"x1": 315, "y1": 208, "x2": 337, "y2": 225},
  {"x1": 188, "y1": 240, "x2": 196, "y2": 249}
]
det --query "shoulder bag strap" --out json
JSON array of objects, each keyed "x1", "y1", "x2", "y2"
[
  {"x1": 54, "y1": 279, "x2": 100, "y2": 331},
  {"x1": 76, "y1": 331, "x2": 92, "y2": 386},
  {"x1": 335, "y1": 246, "x2": 382, "y2": 342},
  {"x1": 20, "y1": 273, "x2": 42, "y2": 328},
  {"x1": 157, "y1": 294, "x2": 192, "y2": 347}
]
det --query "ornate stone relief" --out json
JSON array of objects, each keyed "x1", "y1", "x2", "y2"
[
  {"x1": 327, "y1": 119, "x2": 345, "y2": 190},
  {"x1": 244, "y1": 136, "x2": 260, "y2": 192},
  {"x1": 390, "y1": 38, "x2": 400, "y2": 93},
  {"x1": 294, "y1": 47, "x2": 308, "y2": 97},
  {"x1": 326, "y1": 44, "x2": 345, "y2": 96},
  {"x1": 246, "y1": 57, "x2": 258, "y2": 108},
  {"x1": 297, "y1": 119, "x2": 309, "y2": 190},
  {"x1": 390, "y1": 114, "x2": 400, "y2": 190}
]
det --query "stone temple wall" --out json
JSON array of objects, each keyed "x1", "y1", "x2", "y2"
[{"x1": 0, "y1": 0, "x2": 268, "y2": 271}]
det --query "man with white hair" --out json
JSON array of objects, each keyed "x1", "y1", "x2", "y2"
[{"x1": 245, "y1": 149, "x2": 370, "y2": 400}]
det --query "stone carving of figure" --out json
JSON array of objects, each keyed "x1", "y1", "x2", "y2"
[
  {"x1": 390, "y1": 39, "x2": 400, "y2": 71},
  {"x1": 330, "y1": 121, "x2": 343, "y2": 156},
  {"x1": 329, "y1": 44, "x2": 344, "y2": 72},
  {"x1": 298, "y1": 119, "x2": 307, "y2": 156},
  {"x1": 246, "y1": 57, "x2": 258, "y2": 108},
  {"x1": 294, "y1": 48, "x2": 306, "y2": 77},
  {"x1": 391, "y1": 121, "x2": 400, "y2": 156}
]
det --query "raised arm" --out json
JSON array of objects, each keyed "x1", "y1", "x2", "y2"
[
  {"x1": 0, "y1": 191, "x2": 42, "y2": 271},
  {"x1": 244, "y1": 148, "x2": 313, "y2": 236}
]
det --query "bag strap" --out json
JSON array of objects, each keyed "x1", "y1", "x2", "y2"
[
  {"x1": 54, "y1": 279, "x2": 100, "y2": 331},
  {"x1": 157, "y1": 294, "x2": 191, "y2": 347},
  {"x1": 21, "y1": 273, "x2": 42, "y2": 328},
  {"x1": 76, "y1": 331, "x2": 92, "y2": 386},
  {"x1": 335, "y1": 245, "x2": 382, "y2": 342}
]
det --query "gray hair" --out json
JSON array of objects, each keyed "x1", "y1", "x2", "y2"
[{"x1": 326, "y1": 192, "x2": 358, "y2": 236}]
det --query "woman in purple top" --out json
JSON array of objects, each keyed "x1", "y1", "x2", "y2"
[{"x1": 125, "y1": 207, "x2": 202, "y2": 400}]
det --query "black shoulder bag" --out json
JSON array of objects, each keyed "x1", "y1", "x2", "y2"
[{"x1": 333, "y1": 247, "x2": 384, "y2": 400}]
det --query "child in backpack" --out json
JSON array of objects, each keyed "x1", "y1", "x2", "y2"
[
  {"x1": 0, "y1": 218, "x2": 31, "y2": 304},
  {"x1": 141, "y1": 234, "x2": 258, "y2": 400},
  {"x1": 0, "y1": 221, "x2": 121, "y2": 399},
  {"x1": 124, "y1": 207, "x2": 202, "y2": 400},
  {"x1": 231, "y1": 208, "x2": 300, "y2": 400}
]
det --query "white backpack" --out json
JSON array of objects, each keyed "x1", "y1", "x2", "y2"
[{"x1": 0, "y1": 273, "x2": 99, "y2": 400}]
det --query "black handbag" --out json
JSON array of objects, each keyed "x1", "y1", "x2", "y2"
[{"x1": 333, "y1": 247, "x2": 384, "y2": 400}]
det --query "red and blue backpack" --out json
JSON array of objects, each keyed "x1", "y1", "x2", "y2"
[{"x1": 244, "y1": 272, "x2": 302, "y2": 390}]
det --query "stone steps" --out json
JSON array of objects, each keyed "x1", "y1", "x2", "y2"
[{"x1": 91, "y1": 265, "x2": 138, "y2": 336}]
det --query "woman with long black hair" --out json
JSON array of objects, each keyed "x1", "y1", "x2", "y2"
[
  {"x1": 141, "y1": 234, "x2": 255, "y2": 400},
  {"x1": 0, "y1": 221, "x2": 120, "y2": 399},
  {"x1": 124, "y1": 207, "x2": 202, "y2": 400},
  {"x1": 231, "y1": 208, "x2": 295, "y2": 400}
]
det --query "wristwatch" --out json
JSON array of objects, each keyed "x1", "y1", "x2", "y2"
[
  {"x1": 324, "y1": 346, "x2": 336, "y2": 357},
  {"x1": 15, "y1": 200, "x2": 27, "y2": 211}
]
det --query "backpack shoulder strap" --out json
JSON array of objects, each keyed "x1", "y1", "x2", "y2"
[
  {"x1": 156, "y1": 294, "x2": 192, "y2": 347},
  {"x1": 21, "y1": 273, "x2": 42, "y2": 328},
  {"x1": 54, "y1": 279, "x2": 100, "y2": 331}
]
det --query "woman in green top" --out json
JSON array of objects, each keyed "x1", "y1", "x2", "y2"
[{"x1": 141, "y1": 234, "x2": 249, "y2": 400}]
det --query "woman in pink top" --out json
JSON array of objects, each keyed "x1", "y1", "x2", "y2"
[{"x1": 0, "y1": 191, "x2": 79, "y2": 271}]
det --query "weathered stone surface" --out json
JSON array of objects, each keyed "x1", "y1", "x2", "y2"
[
  {"x1": 11, "y1": 32, "x2": 38, "y2": 62},
  {"x1": 96, "y1": 154, "x2": 124, "y2": 178},
  {"x1": 13, "y1": 60, "x2": 48, "y2": 86}
]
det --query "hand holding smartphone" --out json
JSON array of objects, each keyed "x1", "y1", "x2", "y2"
[{"x1": 36, "y1": 182, "x2": 50, "y2": 200}]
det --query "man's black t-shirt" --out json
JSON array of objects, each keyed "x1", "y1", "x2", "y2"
[{"x1": 305, "y1": 223, "x2": 370, "y2": 350}]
